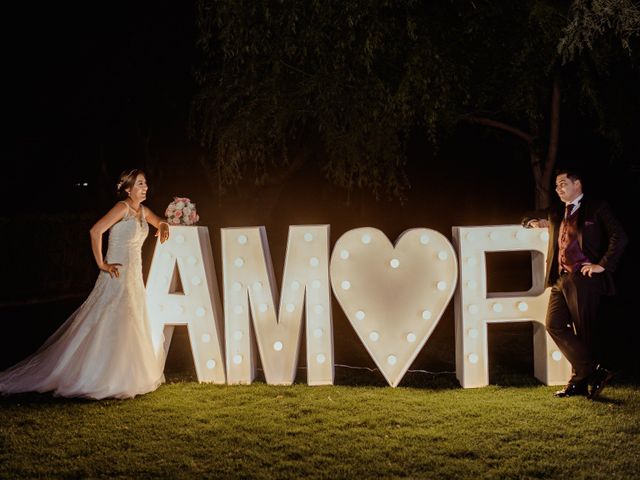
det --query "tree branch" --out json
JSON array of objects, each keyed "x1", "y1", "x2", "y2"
[
  {"x1": 462, "y1": 115, "x2": 535, "y2": 144},
  {"x1": 546, "y1": 78, "x2": 561, "y2": 168}
]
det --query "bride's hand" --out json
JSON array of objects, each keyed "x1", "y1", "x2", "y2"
[
  {"x1": 100, "y1": 262, "x2": 122, "y2": 278},
  {"x1": 156, "y1": 222, "x2": 170, "y2": 244}
]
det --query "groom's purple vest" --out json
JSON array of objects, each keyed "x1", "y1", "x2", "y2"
[{"x1": 557, "y1": 210, "x2": 589, "y2": 273}]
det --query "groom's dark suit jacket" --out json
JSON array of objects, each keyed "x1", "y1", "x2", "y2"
[{"x1": 524, "y1": 197, "x2": 628, "y2": 294}]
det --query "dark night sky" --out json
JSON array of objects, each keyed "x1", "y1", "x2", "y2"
[{"x1": 5, "y1": 1, "x2": 196, "y2": 211}]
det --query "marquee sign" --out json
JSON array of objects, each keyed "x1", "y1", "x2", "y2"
[{"x1": 146, "y1": 225, "x2": 570, "y2": 388}]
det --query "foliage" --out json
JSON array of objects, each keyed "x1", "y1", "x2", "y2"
[
  {"x1": 559, "y1": 0, "x2": 640, "y2": 157},
  {"x1": 559, "y1": 0, "x2": 640, "y2": 64},
  {"x1": 191, "y1": 1, "x2": 469, "y2": 199},
  {"x1": 191, "y1": 1, "x2": 640, "y2": 201},
  {"x1": 460, "y1": 2, "x2": 566, "y2": 147},
  {"x1": 1, "y1": 373, "x2": 639, "y2": 479}
]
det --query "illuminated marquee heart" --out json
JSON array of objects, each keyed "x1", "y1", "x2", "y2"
[{"x1": 330, "y1": 228, "x2": 458, "y2": 387}]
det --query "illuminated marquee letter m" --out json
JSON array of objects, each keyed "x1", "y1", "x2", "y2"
[{"x1": 222, "y1": 226, "x2": 334, "y2": 385}]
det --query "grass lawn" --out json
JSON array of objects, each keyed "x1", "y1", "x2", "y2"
[{"x1": 1, "y1": 370, "x2": 639, "y2": 479}]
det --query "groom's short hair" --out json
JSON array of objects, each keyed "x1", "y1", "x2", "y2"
[{"x1": 555, "y1": 168, "x2": 584, "y2": 186}]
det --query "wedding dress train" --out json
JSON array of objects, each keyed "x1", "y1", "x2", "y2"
[{"x1": 0, "y1": 204, "x2": 164, "y2": 399}]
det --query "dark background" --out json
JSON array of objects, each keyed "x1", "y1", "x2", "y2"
[{"x1": 2, "y1": 1, "x2": 638, "y2": 382}]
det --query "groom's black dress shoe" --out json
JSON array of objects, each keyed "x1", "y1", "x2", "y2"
[
  {"x1": 554, "y1": 381, "x2": 588, "y2": 398},
  {"x1": 587, "y1": 366, "x2": 613, "y2": 400}
]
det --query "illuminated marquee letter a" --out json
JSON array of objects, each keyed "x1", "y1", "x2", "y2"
[{"x1": 146, "y1": 226, "x2": 226, "y2": 383}]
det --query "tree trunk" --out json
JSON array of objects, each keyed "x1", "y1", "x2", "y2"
[
  {"x1": 539, "y1": 77, "x2": 561, "y2": 210},
  {"x1": 531, "y1": 151, "x2": 551, "y2": 210},
  {"x1": 463, "y1": 78, "x2": 561, "y2": 210}
]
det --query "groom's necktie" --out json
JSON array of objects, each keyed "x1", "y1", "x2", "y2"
[{"x1": 565, "y1": 204, "x2": 575, "y2": 218}]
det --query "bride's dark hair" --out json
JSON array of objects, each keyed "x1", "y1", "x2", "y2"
[{"x1": 116, "y1": 169, "x2": 146, "y2": 198}]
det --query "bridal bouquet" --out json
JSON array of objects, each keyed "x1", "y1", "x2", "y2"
[{"x1": 165, "y1": 197, "x2": 199, "y2": 225}]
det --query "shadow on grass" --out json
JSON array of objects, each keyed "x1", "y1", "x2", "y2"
[
  {"x1": 333, "y1": 367, "x2": 546, "y2": 389},
  {"x1": 0, "y1": 392, "x2": 103, "y2": 406},
  {"x1": 332, "y1": 368, "x2": 462, "y2": 389},
  {"x1": 164, "y1": 365, "x2": 550, "y2": 390},
  {"x1": 166, "y1": 365, "x2": 460, "y2": 389},
  {"x1": 164, "y1": 369, "x2": 198, "y2": 384},
  {"x1": 591, "y1": 395, "x2": 625, "y2": 405}
]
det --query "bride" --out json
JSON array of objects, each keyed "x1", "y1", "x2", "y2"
[{"x1": 0, "y1": 169, "x2": 169, "y2": 399}]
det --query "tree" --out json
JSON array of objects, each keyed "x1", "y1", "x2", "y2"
[
  {"x1": 191, "y1": 0, "x2": 640, "y2": 208},
  {"x1": 463, "y1": 0, "x2": 640, "y2": 208}
]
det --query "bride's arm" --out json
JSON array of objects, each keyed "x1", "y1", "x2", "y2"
[
  {"x1": 143, "y1": 207, "x2": 170, "y2": 243},
  {"x1": 89, "y1": 203, "x2": 128, "y2": 278}
]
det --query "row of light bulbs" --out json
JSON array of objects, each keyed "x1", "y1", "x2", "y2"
[
  {"x1": 465, "y1": 230, "x2": 550, "y2": 242},
  {"x1": 466, "y1": 301, "x2": 530, "y2": 314},
  {"x1": 466, "y1": 350, "x2": 563, "y2": 364}
]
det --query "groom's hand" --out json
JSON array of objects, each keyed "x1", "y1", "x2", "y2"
[
  {"x1": 523, "y1": 219, "x2": 549, "y2": 228},
  {"x1": 580, "y1": 262, "x2": 604, "y2": 277}
]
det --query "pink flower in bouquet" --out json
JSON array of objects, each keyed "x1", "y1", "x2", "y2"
[{"x1": 165, "y1": 196, "x2": 199, "y2": 226}]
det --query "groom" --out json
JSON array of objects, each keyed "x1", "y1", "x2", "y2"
[{"x1": 523, "y1": 169, "x2": 627, "y2": 399}]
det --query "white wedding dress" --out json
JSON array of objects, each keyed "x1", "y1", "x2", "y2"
[{"x1": 0, "y1": 204, "x2": 165, "y2": 399}]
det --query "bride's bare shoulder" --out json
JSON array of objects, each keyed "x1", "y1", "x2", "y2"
[
  {"x1": 100, "y1": 202, "x2": 129, "y2": 224},
  {"x1": 110, "y1": 201, "x2": 129, "y2": 216},
  {"x1": 90, "y1": 202, "x2": 129, "y2": 235}
]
